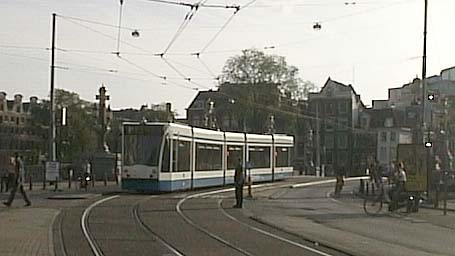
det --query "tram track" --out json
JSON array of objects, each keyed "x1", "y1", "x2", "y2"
[
  {"x1": 175, "y1": 180, "x2": 344, "y2": 256},
  {"x1": 77, "y1": 178, "x2": 352, "y2": 256},
  {"x1": 132, "y1": 197, "x2": 185, "y2": 256},
  {"x1": 81, "y1": 195, "x2": 119, "y2": 256}
]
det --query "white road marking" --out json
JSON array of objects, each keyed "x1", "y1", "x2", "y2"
[{"x1": 217, "y1": 200, "x2": 333, "y2": 256}]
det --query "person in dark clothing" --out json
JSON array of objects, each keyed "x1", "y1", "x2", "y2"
[
  {"x1": 0, "y1": 167, "x2": 9, "y2": 192},
  {"x1": 234, "y1": 158, "x2": 244, "y2": 208},
  {"x1": 334, "y1": 166, "x2": 345, "y2": 197},
  {"x1": 3, "y1": 154, "x2": 31, "y2": 207}
]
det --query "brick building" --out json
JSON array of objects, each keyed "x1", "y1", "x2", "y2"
[{"x1": 0, "y1": 92, "x2": 44, "y2": 169}]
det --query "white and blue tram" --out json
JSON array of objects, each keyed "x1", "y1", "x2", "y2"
[{"x1": 121, "y1": 122, "x2": 294, "y2": 192}]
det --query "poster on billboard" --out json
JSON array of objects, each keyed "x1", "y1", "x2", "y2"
[
  {"x1": 397, "y1": 144, "x2": 427, "y2": 192},
  {"x1": 45, "y1": 161, "x2": 60, "y2": 181}
]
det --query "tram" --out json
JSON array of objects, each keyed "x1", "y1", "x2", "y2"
[{"x1": 121, "y1": 122, "x2": 294, "y2": 192}]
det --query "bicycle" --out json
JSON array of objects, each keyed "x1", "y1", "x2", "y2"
[
  {"x1": 363, "y1": 179, "x2": 385, "y2": 215},
  {"x1": 363, "y1": 178, "x2": 416, "y2": 215}
]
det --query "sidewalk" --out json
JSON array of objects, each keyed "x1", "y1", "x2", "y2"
[{"x1": 0, "y1": 182, "x2": 122, "y2": 256}]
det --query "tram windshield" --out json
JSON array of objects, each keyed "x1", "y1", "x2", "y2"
[{"x1": 124, "y1": 125, "x2": 163, "y2": 166}]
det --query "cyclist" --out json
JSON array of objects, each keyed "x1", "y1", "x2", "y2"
[{"x1": 390, "y1": 161, "x2": 407, "y2": 211}]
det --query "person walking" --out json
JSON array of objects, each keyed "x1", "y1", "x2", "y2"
[
  {"x1": 3, "y1": 154, "x2": 31, "y2": 207},
  {"x1": 234, "y1": 158, "x2": 244, "y2": 208},
  {"x1": 0, "y1": 166, "x2": 8, "y2": 192},
  {"x1": 334, "y1": 166, "x2": 345, "y2": 197}
]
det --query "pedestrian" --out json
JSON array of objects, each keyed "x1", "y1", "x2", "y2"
[
  {"x1": 3, "y1": 154, "x2": 31, "y2": 207},
  {"x1": 334, "y1": 166, "x2": 345, "y2": 197},
  {"x1": 234, "y1": 158, "x2": 244, "y2": 208},
  {"x1": 0, "y1": 166, "x2": 8, "y2": 192},
  {"x1": 390, "y1": 161, "x2": 406, "y2": 211}
]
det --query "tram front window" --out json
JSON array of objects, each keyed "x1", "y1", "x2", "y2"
[{"x1": 124, "y1": 125, "x2": 163, "y2": 166}]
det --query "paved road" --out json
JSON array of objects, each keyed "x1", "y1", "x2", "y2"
[
  {"x1": 57, "y1": 177, "x2": 345, "y2": 256},
  {"x1": 15, "y1": 176, "x2": 455, "y2": 256},
  {"x1": 246, "y1": 181, "x2": 455, "y2": 256}
]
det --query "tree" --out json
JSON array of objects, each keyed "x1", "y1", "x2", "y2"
[
  {"x1": 30, "y1": 89, "x2": 98, "y2": 162},
  {"x1": 220, "y1": 48, "x2": 316, "y2": 101},
  {"x1": 217, "y1": 49, "x2": 316, "y2": 134}
]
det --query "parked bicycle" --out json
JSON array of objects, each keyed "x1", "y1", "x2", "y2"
[{"x1": 363, "y1": 179, "x2": 415, "y2": 215}]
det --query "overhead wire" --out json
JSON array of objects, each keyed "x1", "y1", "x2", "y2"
[{"x1": 58, "y1": 14, "x2": 155, "y2": 55}]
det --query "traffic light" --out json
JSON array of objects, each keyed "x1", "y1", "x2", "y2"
[{"x1": 425, "y1": 141, "x2": 433, "y2": 148}]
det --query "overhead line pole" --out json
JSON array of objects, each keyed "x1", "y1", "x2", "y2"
[
  {"x1": 422, "y1": 0, "x2": 430, "y2": 196},
  {"x1": 49, "y1": 13, "x2": 57, "y2": 162}
]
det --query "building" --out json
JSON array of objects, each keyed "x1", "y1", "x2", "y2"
[
  {"x1": 186, "y1": 90, "x2": 230, "y2": 130},
  {"x1": 0, "y1": 92, "x2": 44, "y2": 169},
  {"x1": 308, "y1": 78, "x2": 376, "y2": 176},
  {"x1": 366, "y1": 108, "x2": 412, "y2": 171}
]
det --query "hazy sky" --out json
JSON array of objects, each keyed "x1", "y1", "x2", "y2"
[{"x1": 1, "y1": 0, "x2": 454, "y2": 116}]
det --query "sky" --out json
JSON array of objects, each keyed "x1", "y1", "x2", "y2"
[{"x1": 1, "y1": 0, "x2": 455, "y2": 116}]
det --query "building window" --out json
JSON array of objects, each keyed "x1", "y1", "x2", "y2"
[
  {"x1": 390, "y1": 131, "x2": 396, "y2": 142},
  {"x1": 339, "y1": 101, "x2": 348, "y2": 114},
  {"x1": 325, "y1": 121, "x2": 334, "y2": 131},
  {"x1": 193, "y1": 115, "x2": 200, "y2": 126},
  {"x1": 338, "y1": 135, "x2": 347, "y2": 149},
  {"x1": 338, "y1": 118, "x2": 348, "y2": 130},
  {"x1": 338, "y1": 151, "x2": 347, "y2": 165},
  {"x1": 391, "y1": 146, "x2": 397, "y2": 160},
  {"x1": 379, "y1": 146, "x2": 387, "y2": 162},
  {"x1": 326, "y1": 103, "x2": 335, "y2": 115},
  {"x1": 325, "y1": 134, "x2": 334, "y2": 149},
  {"x1": 380, "y1": 131, "x2": 387, "y2": 142},
  {"x1": 325, "y1": 151, "x2": 333, "y2": 164},
  {"x1": 193, "y1": 100, "x2": 204, "y2": 109}
]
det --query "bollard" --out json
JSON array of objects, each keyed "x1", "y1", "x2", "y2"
[
  {"x1": 68, "y1": 169, "x2": 73, "y2": 189},
  {"x1": 366, "y1": 182, "x2": 369, "y2": 196},
  {"x1": 359, "y1": 179, "x2": 365, "y2": 194},
  {"x1": 247, "y1": 169, "x2": 252, "y2": 198},
  {"x1": 29, "y1": 174, "x2": 33, "y2": 191},
  {"x1": 444, "y1": 182, "x2": 448, "y2": 216},
  {"x1": 372, "y1": 183, "x2": 375, "y2": 196},
  {"x1": 434, "y1": 185, "x2": 440, "y2": 209},
  {"x1": 43, "y1": 169, "x2": 46, "y2": 190},
  {"x1": 92, "y1": 174, "x2": 95, "y2": 187},
  {"x1": 104, "y1": 172, "x2": 107, "y2": 187},
  {"x1": 54, "y1": 176, "x2": 58, "y2": 191}
]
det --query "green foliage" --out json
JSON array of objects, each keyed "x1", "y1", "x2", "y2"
[
  {"x1": 220, "y1": 48, "x2": 316, "y2": 101},
  {"x1": 29, "y1": 89, "x2": 98, "y2": 162},
  {"x1": 218, "y1": 49, "x2": 315, "y2": 134}
]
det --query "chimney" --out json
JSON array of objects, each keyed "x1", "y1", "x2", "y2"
[{"x1": 30, "y1": 96, "x2": 38, "y2": 104}]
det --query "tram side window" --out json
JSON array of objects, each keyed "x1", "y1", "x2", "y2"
[
  {"x1": 196, "y1": 143, "x2": 222, "y2": 171},
  {"x1": 227, "y1": 145, "x2": 243, "y2": 169},
  {"x1": 276, "y1": 147, "x2": 291, "y2": 167},
  {"x1": 161, "y1": 139, "x2": 170, "y2": 172},
  {"x1": 248, "y1": 146, "x2": 271, "y2": 168},
  {"x1": 173, "y1": 140, "x2": 191, "y2": 172}
]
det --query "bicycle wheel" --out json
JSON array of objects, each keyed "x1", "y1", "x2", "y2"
[{"x1": 363, "y1": 185, "x2": 383, "y2": 215}]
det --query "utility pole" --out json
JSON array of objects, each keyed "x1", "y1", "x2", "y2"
[
  {"x1": 422, "y1": 0, "x2": 429, "y2": 194},
  {"x1": 49, "y1": 13, "x2": 57, "y2": 162},
  {"x1": 316, "y1": 103, "x2": 321, "y2": 176}
]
